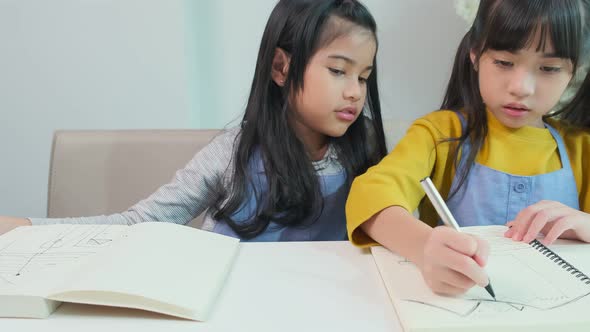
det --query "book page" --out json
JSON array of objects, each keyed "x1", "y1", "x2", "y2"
[
  {"x1": 371, "y1": 225, "x2": 590, "y2": 331},
  {"x1": 48, "y1": 222, "x2": 240, "y2": 321},
  {"x1": 463, "y1": 226, "x2": 590, "y2": 308},
  {"x1": 0, "y1": 225, "x2": 128, "y2": 296}
]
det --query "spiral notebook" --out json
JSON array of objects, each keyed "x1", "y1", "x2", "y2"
[{"x1": 371, "y1": 225, "x2": 590, "y2": 332}]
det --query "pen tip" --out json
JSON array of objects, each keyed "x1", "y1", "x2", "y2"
[{"x1": 485, "y1": 283, "x2": 496, "y2": 300}]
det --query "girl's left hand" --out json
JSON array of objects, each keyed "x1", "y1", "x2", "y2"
[{"x1": 504, "y1": 200, "x2": 590, "y2": 245}]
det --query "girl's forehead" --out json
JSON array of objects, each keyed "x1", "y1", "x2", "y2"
[
  {"x1": 319, "y1": 29, "x2": 376, "y2": 53},
  {"x1": 313, "y1": 32, "x2": 376, "y2": 67},
  {"x1": 316, "y1": 16, "x2": 375, "y2": 51}
]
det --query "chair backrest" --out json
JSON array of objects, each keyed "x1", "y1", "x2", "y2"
[{"x1": 47, "y1": 129, "x2": 220, "y2": 228}]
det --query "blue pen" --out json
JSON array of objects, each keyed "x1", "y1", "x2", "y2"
[{"x1": 420, "y1": 177, "x2": 496, "y2": 301}]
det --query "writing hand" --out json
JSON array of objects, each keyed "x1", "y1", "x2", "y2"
[{"x1": 421, "y1": 226, "x2": 490, "y2": 295}]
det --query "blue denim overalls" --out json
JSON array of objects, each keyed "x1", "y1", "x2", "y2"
[{"x1": 446, "y1": 114, "x2": 579, "y2": 226}]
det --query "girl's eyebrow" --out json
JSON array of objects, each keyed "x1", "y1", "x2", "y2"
[
  {"x1": 540, "y1": 53, "x2": 564, "y2": 59},
  {"x1": 327, "y1": 54, "x2": 373, "y2": 70},
  {"x1": 500, "y1": 50, "x2": 565, "y2": 60}
]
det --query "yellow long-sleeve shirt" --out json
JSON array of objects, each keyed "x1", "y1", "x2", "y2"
[{"x1": 346, "y1": 110, "x2": 590, "y2": 247}]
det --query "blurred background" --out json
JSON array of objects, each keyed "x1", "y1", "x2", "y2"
[{"x1": 0, "y1": 0, "x2": 466, "y2": 217}]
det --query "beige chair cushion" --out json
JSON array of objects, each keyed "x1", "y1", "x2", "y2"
[{"x1": 47, "y1": 129, "x2": 220, "y2": 228}]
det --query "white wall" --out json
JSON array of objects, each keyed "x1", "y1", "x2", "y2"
[{"x1": 0, "y1": 0, "x2": 466, "y2": 217}]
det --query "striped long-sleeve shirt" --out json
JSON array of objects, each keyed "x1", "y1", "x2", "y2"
[{"x1": 31, "y1": 127, "x2": 349, "y2": 242}]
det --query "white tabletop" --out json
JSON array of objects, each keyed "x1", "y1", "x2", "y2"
[{"x1": 1, "y1": 241, "x2": 402, "y2": 332}]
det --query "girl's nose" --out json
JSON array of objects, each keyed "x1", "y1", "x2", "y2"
[
  {"x1": 344, "y1": 79, "x2": 362, "y2": 101},
  {"x1": 508, "y1": 70, "x2": 535, "y2": 98}
]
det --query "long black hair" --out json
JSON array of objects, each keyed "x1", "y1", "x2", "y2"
[
  {"x1": 212, "y1": 0, "x2": 386, "y2": 239},
  {"x1": 556, "y1": 0, "x2": 590, "y2": 127},
  {"x1": 440, "y1": 0, "x2": 587, "y2": 199},
  {"x1": 559, "y1": 70, "x2": 590, "y2": 127}
]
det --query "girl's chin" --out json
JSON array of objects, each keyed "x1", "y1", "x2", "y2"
[{"x1": 492, "y1": 109, "x2": 544, "y2": 128}]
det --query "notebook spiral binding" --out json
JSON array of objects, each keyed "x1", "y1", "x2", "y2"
[{"x1": 530, "y1": 239, "x2": 590, "y2": 285}]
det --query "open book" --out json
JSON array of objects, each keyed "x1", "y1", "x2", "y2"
[
  {"x1": 0, "y1": 222, "x2": 239, "y2": 321},
  {"x1": 372, "y1": 225, "x2": 590, "y2": 332}
]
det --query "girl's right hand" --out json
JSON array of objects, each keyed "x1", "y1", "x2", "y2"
[
  {"x1": 0, "y1": 216, "x2": 31, "y2": 235},
  {"x1": 420, "y1": 226, "x2": 490, "y2": 296}
]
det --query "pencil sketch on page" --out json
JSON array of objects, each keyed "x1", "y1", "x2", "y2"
[
  {"x1": 0, "y1": 225, "x2": 128, "y2": 288},
  {"x1": 372, "y1": 225, "x2": 590, "y2": 319}
]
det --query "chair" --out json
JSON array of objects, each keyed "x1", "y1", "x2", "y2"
[{"x1": 47, "y1": 129, "x2": 220, "y2": 228}]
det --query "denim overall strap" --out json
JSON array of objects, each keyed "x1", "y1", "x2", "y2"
[{"x1": 212, "y1": 147, "x2": 349, "y2": 241}]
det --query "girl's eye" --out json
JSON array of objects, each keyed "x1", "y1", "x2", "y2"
[
  {"x1": 328, "y1": 68, "x2": 345, "y2": 76},
  {"x1": 358, "y1": 77, "x2": 368, "y2": 84},
  {"x1": 540, "y1": 66, "x2": 562, "y2": 73},
  {"x1": 493, "y1": 59, "x2": 513, "y2": 68}
]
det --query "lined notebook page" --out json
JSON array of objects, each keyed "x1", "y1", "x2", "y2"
[{"x1": 371, "y1": 225, "x2": 590, "y2": 332}]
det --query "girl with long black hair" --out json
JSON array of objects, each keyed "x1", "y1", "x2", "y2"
[{"x1": 1, "y1": 0, "x2": 386, "y2": 241}]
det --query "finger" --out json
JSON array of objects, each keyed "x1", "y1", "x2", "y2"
[
  {"x1": 523, "y1": 206, "x2": 574, "y2": 243},
  {"x1": 542, "y1": 218, "x2": 573, "y2": 245},
  {"x1": 504, "y1": 221, "x2": 515, "y2": 238},
  {"x1": 522, "y1": 212, "x2": 550, "y2": 243},
  {"x1": 504, "y1": 227, "x2": 514, "y2": 238},
  {"x1": 512, "y1": 204, "x2": 542, "y2": 235},
  {"x1": 512, "y1": 201, "x2": 561, "y2": 241},
  {"x1": 514, "y1": 200, "x2": 560, "y2": 222},
  {"x1": 441, "y1": 229, "x2": 478, "y2": 257},
  {"x1": 511, "y1": 215, "x2": 534, "y2": 242},
  {"x1": 439, "y1": 245, "x2": 488, "y2": 287},
  {"x1": 431, "y1": 280, "x2": 469, "y2": 296},
  {"x1": 472, "y1": 236, "x2": 490, "y2": 267},
  {"x1": 435, "y1": 266, "x2": 477, "y2": 290}
]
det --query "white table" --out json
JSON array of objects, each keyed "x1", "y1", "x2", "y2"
[{"x1": 1, "y1": 241, "x2": 402, "y2": 332}]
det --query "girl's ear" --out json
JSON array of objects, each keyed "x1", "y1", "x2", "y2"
[
  {"x1": 469, "y1": 49, "x2": 478, "y2": 71},
  {"x1": 271, "y1": 48, "x2": 291, "y2": 87}
]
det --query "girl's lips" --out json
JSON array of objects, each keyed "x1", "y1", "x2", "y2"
[
  {"x1": 335, "y1": 107, "x2": 357, "y2": 121},
  {"x1": 335, "y1": 110, "x2": 356, "y2": 121},
  {"x1": 501, "y1": 102, "x2": 530, "y2": 118},
  {"x1": 501, "y1": 106, "x2": 529, "y2": 117},
  {"x1": 503, "y1": 103, "x2": 529, "y2": 111}
]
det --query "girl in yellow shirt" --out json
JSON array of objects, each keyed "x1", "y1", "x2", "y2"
[{"x1": 346, "y1": 0, "x2": 590, "y2": 296}]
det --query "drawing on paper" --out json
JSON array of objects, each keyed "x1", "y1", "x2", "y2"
[
  {"x1": 376, "y1": 225, "x2": 590, "y2": 319},
  {"x1": 0, "y1": 225, "x2": 127, "y2": 287}
]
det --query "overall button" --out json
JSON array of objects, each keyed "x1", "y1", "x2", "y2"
[{"x1": 514, "y1": 183, "x2": 526, "y2": 193}]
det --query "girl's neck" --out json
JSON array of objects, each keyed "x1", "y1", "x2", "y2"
[
  {"x1": 307, "y1": 140, "x2": 330, "y2": 161},
  {"x1": 298, "y1": 130, "x2": 329, "y2": 161},
  {"x1": 290, "y1": 120, "x2": 329, "y2": 161}
]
